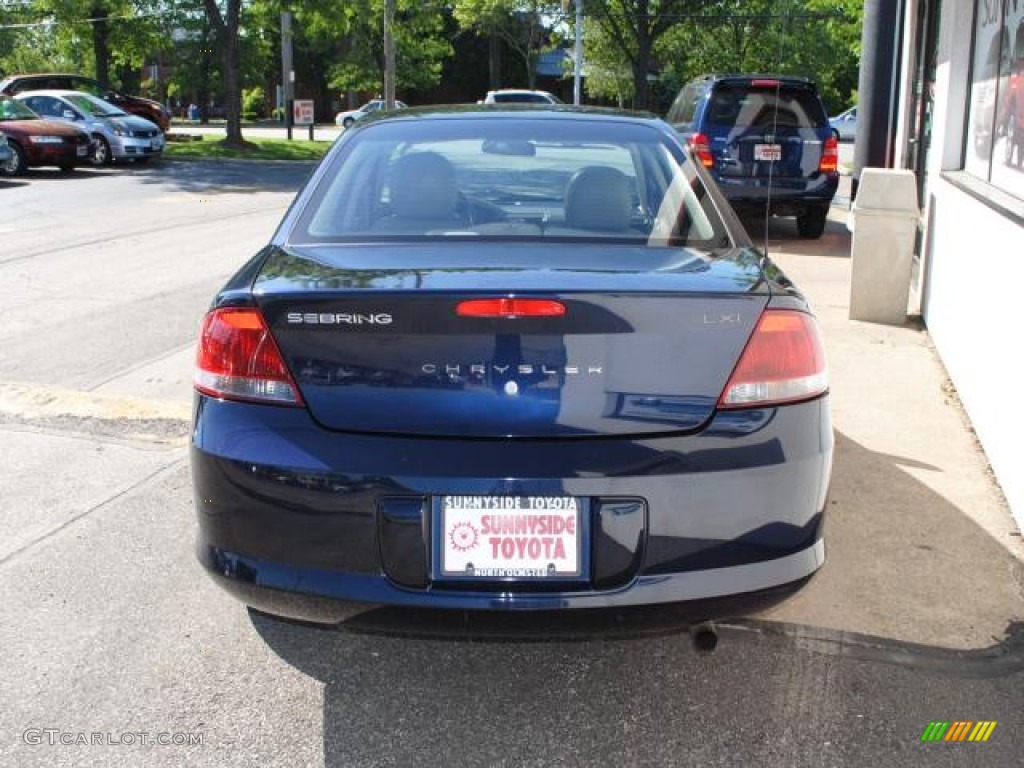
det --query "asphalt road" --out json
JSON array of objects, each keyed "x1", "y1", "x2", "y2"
[{"x1": 1, "y1": 160, "x2": 1021, "y2": 767}]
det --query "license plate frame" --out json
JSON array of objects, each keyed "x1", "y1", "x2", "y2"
[
  {"x1": 435, "y1": 495, "x2": 585, "y2": 581},
  {"x1": 753, "y1": 143, "x2": 782, "y2": 161}
]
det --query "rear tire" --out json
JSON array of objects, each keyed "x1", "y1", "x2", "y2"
[
  {"x1": 796, "y1": 205, "x2": 828, "y2": 239},
  {"x1": 3, "y1": 142, "x2": 26, "y2": 175},
  {"x1": 342, "y1": 117, "x2": 354, "y2": 129}
]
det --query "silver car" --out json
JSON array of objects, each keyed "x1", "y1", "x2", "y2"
[
  {"x1": 15, "y1": 89, "x2": 164, "y2": 165},
  {"x1": 829, "y1": 105, "x2": 858, "y2": 142}
]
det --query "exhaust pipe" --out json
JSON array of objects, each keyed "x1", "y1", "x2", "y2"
[{"x1": 690, "y1": 621, "x2": 718, "y2": 653}]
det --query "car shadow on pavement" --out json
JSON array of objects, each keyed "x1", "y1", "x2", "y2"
[
  {"x1": 754, "y1": 431, "x2": 1024, "y2": 650},
  {"x1": 131, "y1": 158, "x2": 317, "y2": 195},
  {"x1": 3, "y1": 168, "x2": 106, "y2": 182},
  {"x1": 739, "y1": 214, "x2": 851, "y2": 257},
  {"x1": 247, "y1": 429, "x2": 1024, "y2": 765}
]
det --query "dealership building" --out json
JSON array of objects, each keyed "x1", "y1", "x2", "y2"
[{"x1": 881, "y1": 0, "x2": 1024, "y2": 529}]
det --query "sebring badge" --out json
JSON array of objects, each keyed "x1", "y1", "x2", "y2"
[{"x1": 286, "y1": 312, "x2": 393, "y2": 325}]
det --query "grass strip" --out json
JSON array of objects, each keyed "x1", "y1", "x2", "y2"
[{"x1": 165, "y1": 134, "x2": 332, "y2": 162}]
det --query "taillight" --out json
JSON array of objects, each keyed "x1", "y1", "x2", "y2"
[
  {"x1": 194, "y1": 307, "x2": 303, "y2": 406},
  {"x1": 689, "y1": 132, "x2": 714, "y2": 168},
  {"x1": 456, "y1": 298, "x2": 566, "y2": 318},
  {"x1": 819, "y1": 135, "x2": 839, "y2": 174},
  {"x1": 718, "y1": 309, "x2": 828, "y2": 409}
]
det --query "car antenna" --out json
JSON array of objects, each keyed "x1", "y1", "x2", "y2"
[{"x1": 761, "y1": 0, "x2": 789, "y2": 262}]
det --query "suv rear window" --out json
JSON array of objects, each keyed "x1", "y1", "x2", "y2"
[{"x1": 708, "y1": 84, "x2": 827, "y2": 129}]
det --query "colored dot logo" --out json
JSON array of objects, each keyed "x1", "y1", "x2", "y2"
[
  {"x1": 920, "y1": 721, "x2": 997, "y2": 743},
  {"x1": 449, "y1": 522, "x2": 478, "y2": 552}
]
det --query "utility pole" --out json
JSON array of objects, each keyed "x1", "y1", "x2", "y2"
[
  {"x1": 281, "y1": 10, "x2": 294, "y2": 140},
  {"x1": 384, "y1": 0, "x2": 396, "y2": 109},
  {"x1": 853, "y1": 0, "x2": 903, "y2": 197},
  {"x1": 573, "y1": 0, "x2": 583, "y2": 105},
  {"x1": 562, "y1": 0, "x2": 583, "y2": 105}
]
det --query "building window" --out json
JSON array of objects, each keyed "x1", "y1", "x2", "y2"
[{"x1": 964, "y1": 0, "x2": 1024, "y2": 199}]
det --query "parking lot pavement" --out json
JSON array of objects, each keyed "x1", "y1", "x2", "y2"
[{"x1": 750, "y1": 203, "x2": 1024, "y2": 649}]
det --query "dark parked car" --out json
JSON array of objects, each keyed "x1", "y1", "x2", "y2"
[
  {"x1": 666, "y1": 74, "x2": 839, "y2": 238},
  {"x1": 0, "y1": 73, "x2": 170, "y2": 131},
  {"x1": 0, "y1": 94, "x2": 91, "y2": 175},
  {"x1": 191, "y1": 106, "x2": 833, "y2": 624}
]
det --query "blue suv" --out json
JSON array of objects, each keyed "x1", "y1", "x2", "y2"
[{"x1": 666, "y1": 74, "x2": 839, "y2": 238}]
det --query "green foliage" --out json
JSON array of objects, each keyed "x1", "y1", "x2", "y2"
[
  {"x1": 319, "y1": 0, "x2": 452, "y2": 95},
  {"x1": 1, "y1": 0, "x2": 864, "y2": 122},
  {"x1": 0, "y1": 1, "x2": 172, "y2": 86},
  {"x1": 242, "y1": 85, "x2": 266, "y2": 117},
  {"x1": 579, "y1": 0, "x2": 862, "y2": 114},
  {"x1": 454, "y1": 0, "x2": 560, "y2": 87}
]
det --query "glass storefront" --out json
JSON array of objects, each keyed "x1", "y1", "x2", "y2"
[{"x1": 964, "y1": 0, "x2": 1024, "y2": 199}]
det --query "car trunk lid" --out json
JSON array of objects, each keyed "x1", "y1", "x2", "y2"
[{"x1": 254, "y1": 243, "x2": 771, "y2": 438}]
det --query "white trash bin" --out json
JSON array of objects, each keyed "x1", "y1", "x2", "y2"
[{"x1": 847, "y1": 168, "x2": 920, "y2": 324}]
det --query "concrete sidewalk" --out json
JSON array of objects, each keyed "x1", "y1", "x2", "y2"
[{"x1": 753, "y1": 201, "x2": 1024, "y2": 650}]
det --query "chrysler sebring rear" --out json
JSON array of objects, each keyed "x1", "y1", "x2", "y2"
[{"x1": 191, "y1": 108, "x2": 832, "y2": 623}]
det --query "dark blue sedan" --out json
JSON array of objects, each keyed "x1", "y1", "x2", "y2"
[{"x1": 191, "y1": 106, "x2": 832, "y2": 624}]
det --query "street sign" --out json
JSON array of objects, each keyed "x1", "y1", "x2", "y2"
[{"x1": 293, "y1": 99, "x2": 314, "y2": 126}]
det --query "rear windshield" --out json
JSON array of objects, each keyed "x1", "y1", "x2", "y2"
[
  {"x1": 707, "y1": 84, "x2": 827, "y2": 129},
  {"x1": 291, "y1": 117, "x2": 730, "y2": 249}
]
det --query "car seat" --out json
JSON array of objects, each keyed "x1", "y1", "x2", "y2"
[
  {"x1": 372, "y1": 151, "x2": 466, "y2": 233},
  {"x1": 561, "y1": 166, "x2": 634, "y2": 233}
]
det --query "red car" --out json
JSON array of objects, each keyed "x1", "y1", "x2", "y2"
[{"x1": 0, "y1": 95, "x2": 91, "y2": 175}]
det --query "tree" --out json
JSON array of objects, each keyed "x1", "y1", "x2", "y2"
[
  {"x1": 0, "y1": 0, "x2": 168, "y2": 90},
  {"x1": 658, "y1": 0, "x2": 862, "y2": 113},
  {"x1": 581, "y1": 0, "x2": 862, "y2": 114},
  {"x1": 202, "y1": 0, "x2": 245, "y2": 145},
  {"x1": 586, "y1": 0, "x2": 715, "y2": 110},
  {"x1": 455, "y1": 0, "x2": 558, "y2": 89},
  {"x1": 316, "y1": 0, "x2": 451, "y2": 98}
]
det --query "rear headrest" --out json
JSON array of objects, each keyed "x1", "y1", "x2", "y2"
[
  {"x1": 564, "y1": 166, "x2": 633, "y2": 231},
  {"x1": 388, "y1": 152, "x2": 459, "y2": 219}
]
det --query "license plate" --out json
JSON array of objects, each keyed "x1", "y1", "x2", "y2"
[
  {"x1": 77, "y1": 146, "x2": 88, "y2": 157},
  {"x1": 439, "y1": 496, "x2": 581, "y2": 579},
  {"x1": 754, "y1": 143, "x2": 782, "y2": 161}
]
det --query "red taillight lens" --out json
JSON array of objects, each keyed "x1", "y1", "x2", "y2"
[
  {"x1": 819, "y1": 135, "x2": 839, "y2": 174},
  {"x1": 718, "y1": 309, "x2": 828, "y2": 409},
  {"x1": 456, "y1": 298, "x2": 566, "y2": 318},
  {"x1": 194, "y1": 307, "x2": 303, "y2": 406},
  {"x1": 689, "y1": 132, "x2": 714, "y2": 168}
]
